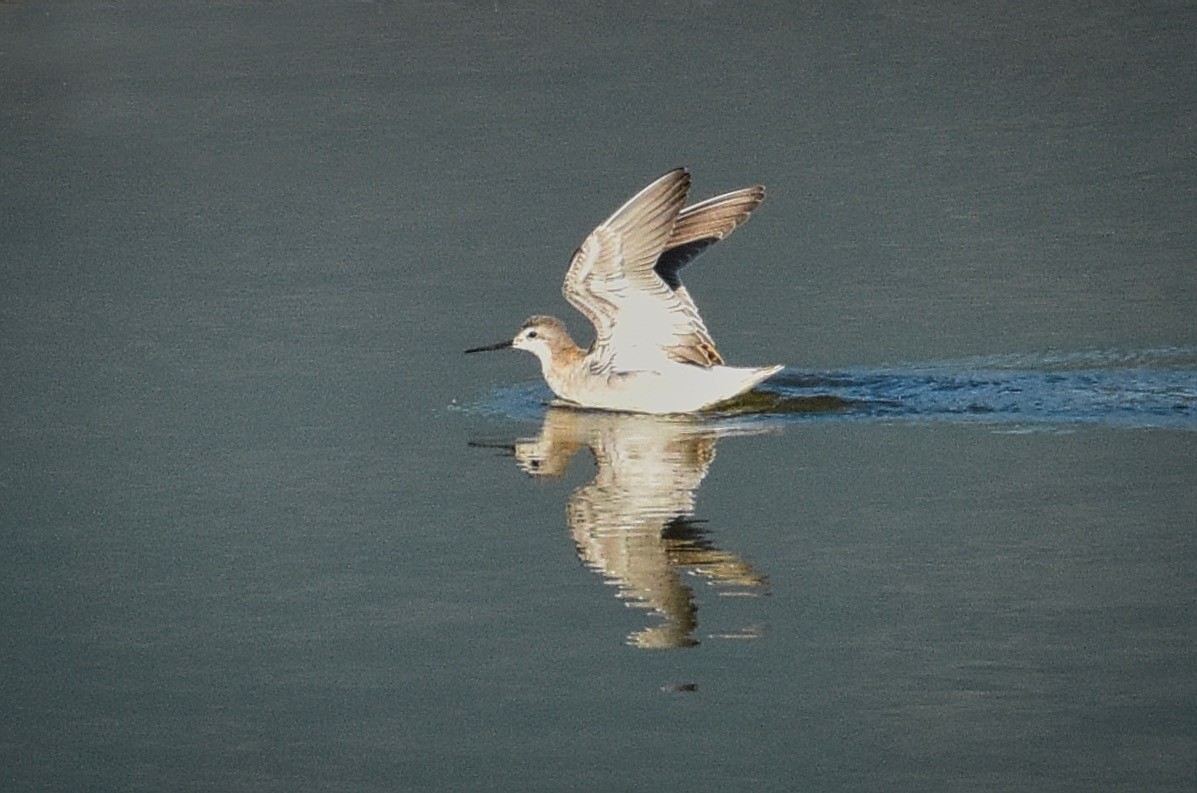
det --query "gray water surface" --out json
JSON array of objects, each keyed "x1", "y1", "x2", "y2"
[{"x1": 3, "y1": 1, "x2": 1195, "y2": 791}]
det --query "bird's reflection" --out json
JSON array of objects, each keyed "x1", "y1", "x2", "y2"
[{"x1": 485, "y1": 406, "x2": 769, "y2": 649}]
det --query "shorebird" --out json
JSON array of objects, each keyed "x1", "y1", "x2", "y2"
[{"x1": 466, "y1": 168, "x2": 782, "y2": 414}]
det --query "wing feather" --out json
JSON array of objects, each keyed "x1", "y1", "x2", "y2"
[
  {"x1": 655, "y1": 185, "x2": 766, "y2": 365},
  {"x1": 563, "y1": 170, "x2": 764, "y2": 373},
  {"x1": 667, "y1": 186, "x2": 766, "y2": 250}
]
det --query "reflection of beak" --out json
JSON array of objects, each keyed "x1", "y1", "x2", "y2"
[
  {"x1": 467, "y1": 440, "x2": 516, "y2": 456},
  {"x1": 464, "y1": 340, "x2": 513, "y2": 354}
]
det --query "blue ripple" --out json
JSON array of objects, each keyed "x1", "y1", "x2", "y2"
[
  {"x1": 461, "y1": 347, "x2": 1197, "y2": 431},
  {"x1": 765, "y1": 347, "x2": 1197, "y2": 430}
]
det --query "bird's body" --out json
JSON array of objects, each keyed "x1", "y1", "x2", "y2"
[{"x1": 467, "y1": 168, "x2": 782, "y2": 414}]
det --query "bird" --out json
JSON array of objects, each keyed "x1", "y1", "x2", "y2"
[{"x1": 465, "y1": 168, "x2": 782, "y2": 414}]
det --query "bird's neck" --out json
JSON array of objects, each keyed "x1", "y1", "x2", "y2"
[{"x1": 538, "y1": 339, "x2": 588, "y2": 397}]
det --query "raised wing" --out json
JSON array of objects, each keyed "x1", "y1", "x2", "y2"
[
  {"x1": 563, "y1": 169, "x2": 765, "y2": 372},
  {"x1": 657, "y1": 185, "x2": 766, "y2": 289},
  {"x1": 564, "y1": 168, "x2": 700, "y2": 371},
  {"x1": 656, "y1": 185, "x2": 766, "y2": 366}
]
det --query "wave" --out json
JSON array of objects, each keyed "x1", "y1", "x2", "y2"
[{"x1": 461, "y1": 347, "x2": 1197, "y2": 431}]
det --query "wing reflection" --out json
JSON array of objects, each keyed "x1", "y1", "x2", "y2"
[{"x1": 506, "y1": 407, "x2": 769, "y2": 649}]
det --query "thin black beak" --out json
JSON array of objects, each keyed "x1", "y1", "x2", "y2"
[{"x1": 464, "y1": 340, "x2": 513, "y2": 354}]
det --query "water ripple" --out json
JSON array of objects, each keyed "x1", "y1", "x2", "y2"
[{"x1": 462, "y1": 347, "x2": 1197, "y2": 431}]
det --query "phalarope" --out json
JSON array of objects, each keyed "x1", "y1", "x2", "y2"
[{"x1": 466, "y1": 168, "x2": 783, "y2": 414}]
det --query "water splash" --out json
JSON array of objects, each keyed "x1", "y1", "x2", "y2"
[{"x1": 462, "y1": 347, "x2": 1197, "y2": 431}]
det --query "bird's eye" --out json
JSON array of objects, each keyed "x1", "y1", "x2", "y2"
[{"x1": 527, "y1": 330, "x2": 538, "y2": 339}]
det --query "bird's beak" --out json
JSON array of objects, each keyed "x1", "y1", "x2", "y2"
[{"x1": 464, "y1": 340, "x2": 513, "y2": 354}]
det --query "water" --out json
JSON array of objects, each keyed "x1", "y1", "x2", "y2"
[
  {"x1": 469, "y1": 347, "x2": 1197, "y2": 431},
  {"x1": 3, "y1": 1, "x2": 1196, "y2": 791}
]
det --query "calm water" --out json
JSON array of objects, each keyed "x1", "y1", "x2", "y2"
[{"x1": 3, "y1": 1, "x2": 1195, "y2": 791}]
